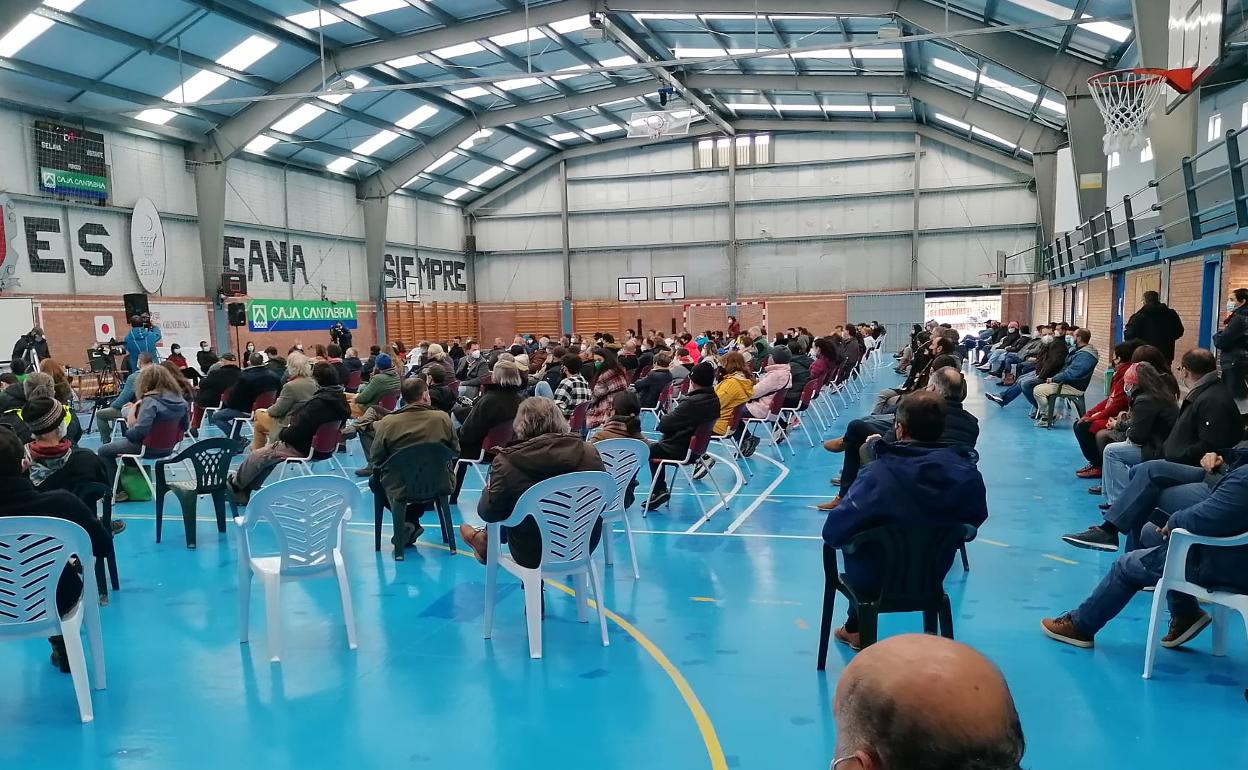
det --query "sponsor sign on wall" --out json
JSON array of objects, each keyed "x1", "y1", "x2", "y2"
[
  {"x1": 130, "y1": 197, "x2": 166, "y2": 293},
  {"x1": 149, "y1": 303, "x2": 213, "y2": 371},
  {"x1": 247, "y1": 299, "x2": 357, "y2": 332}
]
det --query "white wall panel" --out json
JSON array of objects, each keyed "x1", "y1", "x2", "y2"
[
  {"x1": 738, "y1": 157, "x2": 913, "y2": 202},
  {"x1": 918, "y1": 187, "x2": 1034, "y2": 229},
  {"x1": 740, "y1": 238, "x2": 912, "y2": 293},
  {"x1": 572, "y1": 143, "x2": 691, "y2": 177},
  {"x1": 385, "y1": 196, "x2": 466, "y2": 252},
  {"x1": 917, "y1": 229, "x2": 1036, "y2": 288},
  {"x1": 920, "y1": 138, "x2": 1027, "y2": 187},
  {"x1": 475, "y1": 251, "x2": 565, "y2": 301},
  {"x1": 108, "y1": 132, "x2": 197, "y2": 215},
  {"x1": 476, "y1": 214, "x2": 562, "y2": 252},
  {"x1": 571, "y1": 246, "x2": 728, "y2": 299},
  {"x1": 570, "y1": 171, "x2": 724, "y2": 209},
  {"x1": 770, "y1": 132, "x2": 913, "y2": 164},
  {"x1": 286, "y1": 169, "x2": 363, "y2": 239}
]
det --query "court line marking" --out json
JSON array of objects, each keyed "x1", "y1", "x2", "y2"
[
  {"x1": 723, "y1": 447, "x2": 790, "y2": 535},
  {"x1": 683, "y1": 450, "x2": 743, "y2": 533},
  {"x1": 979, "y1": 538, "x2": 1010, "y2": 548},
  {"x1": 1042, "y1": 553, "x2": 1078, "y2": 565}
]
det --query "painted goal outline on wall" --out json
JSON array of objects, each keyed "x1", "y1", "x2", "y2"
[{"x1": 683, "y1": 301, "x2": 767, "y2": 335}]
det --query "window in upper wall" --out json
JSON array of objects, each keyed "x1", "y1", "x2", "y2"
[
  {"x1": 1208, "y1": 113, "x2": 1223, "y2": 142},
  {"x1": 693, "y1": 134, "x2": 772, "y2": 169},
  {"x1": 1140, "y1": 140, "x2": 1153, "y2": 163},
  {"x1": 1107, "y1": 151, "x2": 1121, "y2": 169}
]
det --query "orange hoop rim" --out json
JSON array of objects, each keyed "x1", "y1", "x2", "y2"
[{"x1": 1088, "y1": 67, "x2": 1195, "y2": 94}]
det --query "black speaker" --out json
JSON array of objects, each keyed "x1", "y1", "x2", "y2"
[
  {"x1": 464, "y1": 234, "x2": 477, "y2": 253},
  {"x1": 123, "y1": 292, "x2": 149, "y2": 321},
  {"x1": 227, "y1": 302, "x2": 247, "y2": 327}
]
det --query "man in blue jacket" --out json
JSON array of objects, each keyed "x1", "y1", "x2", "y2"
[
  {"x1": 822, "y1": 391, "x2": 989, "y2": 650},
  {"x1": 1042, "y1": 458, "x2": 1248, "y2": 650},
  {"x1": 1031, "y1": 328, "x2": 1098, "y2": 426},
  {"x1": 123, "y1": 313, "x2": 162, "y2": 371}
]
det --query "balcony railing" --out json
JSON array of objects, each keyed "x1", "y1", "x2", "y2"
[{"x1": 1038, "y1": 124, "x2": 1248, "y2": 281}]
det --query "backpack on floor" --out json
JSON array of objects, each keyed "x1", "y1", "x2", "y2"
[{"x1": 117, "y1": 465, "x2": 154, "y2": 501}]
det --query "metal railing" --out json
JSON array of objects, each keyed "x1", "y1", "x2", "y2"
[{"x1": 1039, "y1": 123, "x2": 1248, "y2": 281}]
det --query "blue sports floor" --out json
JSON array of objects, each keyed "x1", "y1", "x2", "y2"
[{"x1": 2, "y1": 366, "x2": 1245, "y2": 769}]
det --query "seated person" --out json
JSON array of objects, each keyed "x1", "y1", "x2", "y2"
[
  {"x1": 737, "y1": 346, "x2": 790, "y2": 456},
  {"x1": 822, "y1": 391, "x2": 988, "y2": 650},
  {"x1": 368, "y1": 377, "x2": 458, "y2": 554},
  {"x1": 1095, "y1": 362, "x2": 1179, "y2": 509},
  {"x1": 644, "y1": 362, "x2": 720, "y2": 511},
  {"x1": 0, "y1": 372, "x2": 59, "y2": 444},
  {"x1": 633, "y1": 351, "x2": 674, "y2": 410},
  {"x1": 831, "y1": 635, "x2": 1025, "y2": 770},
  {"x1": 455, "y1": 341, "x2": 491, "y2": 398},
  {"x1": 209, "y1": 353, "x2": 282, "y2": 437},
  {"x1": 872, "y1": 337, "x2": 955, "y2": 415},
  {"x1": 450, "y1": 360, "x2": 526, "y2": 503},
  {"x1": 190, "y1": 352, "x2": 239, "y2": 435},
  {"x1": 1031, "y1": 329, "x2": 1099, "y2": 425},
  {"x1": 350, "y1": 353, "x2": 400, "y2": 418},
  {"x1": 229, "y1": 363, "x2": 350, "y2": 502},
  {"x1": 1063, "y1": 350, "x2": 1243, "y2": 552},
  {"x1": 361, "y1": 345, "x2": 382, "y2": 382},
  {"x1": 326, "y1": 344, "x2": 350, "y2": 387},
  {"x1": 1042, "y1": 453, "x2": 1248, "y2": 650},
  {"x1": 98, "y1": 365, "x2": 189, "y2": 501},
  {"x1": 591, "y1": 390, "x2": 648, "y2": 444},
  {"x1": 343, "y1": 347, "x2": 364, "y2": 380},
  {"x1": 458, "y1": 398, "x2": 605, "y2": 564},
  {"x1": 989, "y1": 325, "x2": 1047, "y2": 380},
  {"x1": 0, "y1": 426, "x2": 112, "y2": 673},
  {"x1": 712, "y1": 352, "x2": 755, "y2": 437},
  {"x1": 95, "y1": 353, "x2": 153, "y2": 444},
  {"x1": 810, "y1": 336, "x2": 841, "y2": 385},
  {"x1": 24, "y1": 396, "x2": 120, "y2": 535},
  {"x1": 985, "y1": 328, "x2": 1068, "y2": 411},
  {"x1": 784, "y1": 338, "x2": 813, "y2": 409},
  {"x1": 250, "y1": 352, "x2": 316, "y2": 451},
  {"x1": 552, "y1": 353, "x2": 592, "y2": 418},
  {"x1": 819, "y1": 367, "x2": 979, "y2": 512},
  {"x1": 423, "y1": 363, "x2": 457, "y2": 414},
  {"x1": 975, "y1": 322, "x2": 1022, "y2": 373},
  {"x1": 1072, "y1": 341, "x2": 1136, "y2": 479}
]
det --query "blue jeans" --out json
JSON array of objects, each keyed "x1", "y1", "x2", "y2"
[
  {"x1": 210, "y1": 407, "x2": 247, "y2": 437},
  {"x1": 838, "y1": 416, "x2": 895, "y2": 496},
  {"x1": 984, "y1": 349, "x2": 1008, "y2": 371},
  {"x1": 1106, "y1": 460, "x2": 1209, "y2": 550},
  {"x1": 993, "y1": 352, "x2": 1022, "y2": 375},
  {"x1": 1101, "y1": 441, "x2": 1143, "y2": 505},
  {"x1": 1069, "y1": 524, "x2": 1200, "y2": 635},
  {"x1": 998, "y1": 371, "x2": 1039, "y2": 406}
]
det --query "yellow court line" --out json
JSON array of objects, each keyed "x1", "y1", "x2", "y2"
[
  {"x1": 690, "y1": 596, "x2": 719, "y2": 603},
  {"x1": 794, "y1": 618, "x2": 809, "y2": 630},
  {"x1": 351, "y1": 531, "x2": 728, "y2": 770},
  {"x1": 1042, "y1": 553, "x2": 1078, "y2": 565},
  {"x1": 979, "y1": 538, "x2": 1010, "y2": 548}
]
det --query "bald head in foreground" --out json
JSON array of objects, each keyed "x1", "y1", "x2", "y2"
[{"x1": 831, "y1": 634, "x2": 1024, "y2": 770}]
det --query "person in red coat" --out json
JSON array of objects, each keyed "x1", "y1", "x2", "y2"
[{"x1": 1073, "y1": 341, "x2": 1137, "y2": 479}]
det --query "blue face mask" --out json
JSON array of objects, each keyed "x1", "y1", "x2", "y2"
[{"x1": 1065, "y1": 335, "x2": 1075, "y2": 346}]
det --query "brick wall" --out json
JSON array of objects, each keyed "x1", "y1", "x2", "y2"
[
  {"x1": 1223, "y1": 244, "x2": 1248, "y2": 298},
  {"x1": 1085, "y1": 275, "x2": 1113, "y2": 368},
  {"x1": 1167, "y1": 258, "x2": 1204, "y2": 359},
  {"x1": 1049, "y1": 286, "x2": 1065, "y2": 324},
  {"x1": 1001, "y1": 284, "x2": 1030, "y2": 328},
  {"x1": 1073, "y1": 279, "x2": 1089, "y2": 330}
]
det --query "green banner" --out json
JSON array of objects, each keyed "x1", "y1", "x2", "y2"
[
  {"x1": 40, "y1": 167, "x2": 108, "y2": 199},
  {"x1": 248, "y1": 299, "x2": 357, "y2": 332}
]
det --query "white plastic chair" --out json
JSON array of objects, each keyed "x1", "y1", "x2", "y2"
[
  {"x1": 0, "y1": 517, "x2": 105, "y2": 722},
  {"x1": 235, "y1": 475, "x2": 360, "y2": 663},
  {"x1": 483, "y1": 470, "x2": 614, "y2": 659},
  {"x1": 1143, "y1": 527, "x2": 1248, "y2": 679},
  {"x1": 593, "y1": 439, "x2": 647, "y2": 580}
]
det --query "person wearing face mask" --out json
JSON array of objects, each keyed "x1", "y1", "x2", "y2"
[
  {"x1": 244, "y1": 341, "x2": 258, "y2": 360},
  {"x1": 1213, "y1": 287, "x2": 1248, "y2": 399},
  {"x1": 1072, "y1": 341, "x2": 1138, "y2": 479},
  {"x1": 988, "y1": 325, "x2": 1043, "y2": 382},
  {"x1": 1031, "y1": 328, "x2": 1099, "y2": 426},
  {"x1": 985, "y1": 325, "x2": 1067, "y2": 411},
  {"x1": 455, "y1": 340, "x2": 491, "y2": 398},
  {"x1": 1062, "y1": 349, "x2": 1242, "y2": 552},
  {"x1": 165, "y1": 343, "x2": 200, "y2": 385},
  {"x1": 975, "y1": 322, "x2": 1022, "y2": 374},
  {"x1": 196, "y1": 340, "x2": 219, "y2": 375},
  {"x1": 585, "y1": 346, "x2": 631, "y2": 428},
  {"x1": 11, "y1": 326, "x2": 51, "y2": 367}
]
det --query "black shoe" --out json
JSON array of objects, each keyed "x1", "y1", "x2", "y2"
[
  {"x1": 110, "y1": 519, "x2": 126, "y2": 536},
  {"x1": 985, "y1": 393, "x2": 1005, "y2": 407},
  {"x1": 1061, "y1": 526, "x2": 1119, "y2": 552},
  {"x1": 48, "y1": 637, "x2": 70, "y2": 674},
  {"x1": 643, "y1": 488, "x2": 671, "y2": 512},
  {"x1": 741, "y1": 433, "x2": 760, "y2": 458},
  {"x1": 391, "y1": 522, "x2": 416, "y2": 549},
  {"x1": 188, "y1": 427, "x2": 199, "y2": 439},
  {"x1": 354, "y1": 466, "x2": 373, "y2": 477},
  {"x1": 691, "y1": 457, "x2": 715, "y2": 480},
  {"x1": 1098, "y1": 502, "x2": 1111, "y2": 511},
  {"x1": 1088, "y1": 485, "x2": 1102, "y2": 496}
]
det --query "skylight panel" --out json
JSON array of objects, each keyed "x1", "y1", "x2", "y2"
[
  {"x1": 354, "y1": 129, "x2": 400, "y2": 156},
  {"x1": 1007, "y1": 0, "x2": 1131, "y2": 42},
  {"x1": 971, "y1": 126, "x2": 1017, "y2": 148},
  {"x1": 216, "y1": 35, "x2": 278, "y2": 71},
  {"x1": 468, "y1": 166, "x2": 506, "y2": 186},
  {"x1": 0, "y1": 0, "x2": 86, "y2": 58},
  {"x1": 444, "y1": 187, "x2": 469, "y2": 201},
  {"x1": 550, "y1": 131, "x2": 580, "y2": 141},
  {"x1": 675, "y1": 48, "x2": 727, "y2": 58},
  {"x1": 320, "y1": 74, "x2": 369, "y2": 104},
  {"x1": 396, "y1": 105, "x2": 438, "y2": 129},
  {"x1": 387, "y1": 54, "x2": 427, "y2": 68},
  {"x1": 932, "y1": 112, "x2": 972, "y2": 131},
  {"x1": 458, "y1": 129, "x2": 493, "y2": 149},
  {"x1": 452, "y1": 86, "x2": 490, "y2": 99},
  {"x1": 932, "y1": 58, "x2": 1066, "y2": 115},
  {"x1": 598, "y1": 56, "x2": 638, "y2": 68},
  {"x1": 327, "y1": 157, "x2": 358, "y2": 174},
  {"x1": 550, "y1": 17, "x2": 594, "y2": 34},
  {"x1": 271, "y1": 103, "x2": 328, "y2": 134},
  {"x1": 245, "y1": 135, "x2": 279, "y2": 154},
  {"x1": 504, "y1": 147, "x2": 537, "y2": 166},
  {"x1": 497, "y1": 77, "x2": 543, "y2": 91},
  {"x1": 424, "y1": 151, "x2": 459, "y2": 173},
  {"x1": 289, "y1": 0, "x2": 406, "y2": 29},
  {"x1": 585, "y1": 124, "x2": 624, "y2": 135},
  {"x1": 434, "y1": 41, "x2": 486, "y2": 59},
  {"x1": 489, "y1": 28, "x2": 546, "y2": 48},
  {"x1": 136, "y1": 35, "x2": 278, "y2": 125}
]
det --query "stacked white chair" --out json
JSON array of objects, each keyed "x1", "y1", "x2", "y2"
[
  {"x1": 483, "y1": 471, "x2": 615, "y2": 658},
  {"x1": 236, "y1": 475, "x2": 360, "y2": 663},
  {"x1": 0, "y1": 517, "x2": 106, "y2": 722}
]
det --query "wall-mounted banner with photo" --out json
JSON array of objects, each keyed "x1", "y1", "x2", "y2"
[
  {"x1": 148, "y1": 303, "x2": 213, "y2": 370},
  {"x1": 248, "y1": 298, "x2": 357, "y2": 332}
]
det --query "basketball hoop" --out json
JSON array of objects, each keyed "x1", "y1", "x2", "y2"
[
  {"x1": 645, "y1": 114, "x2": 666, "y2": 140},
  {"x1": 1087, "y1": 68, "x2": 1194, "y2": 155}
]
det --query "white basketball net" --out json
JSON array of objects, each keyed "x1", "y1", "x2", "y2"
[{"x1": 1087, "y1": 70, "x2": 1169, "y2": 155}]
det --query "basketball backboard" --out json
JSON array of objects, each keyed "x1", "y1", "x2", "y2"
[
  {"x1": 1167, "y1": 0, "x2": 1223, "y2": 109},
  {"x1": 617, "y1": 276, "x2": 648, "y2": 301},
  {"x1": 653, "y1": 275, "x2": 686, "y2": 301}
]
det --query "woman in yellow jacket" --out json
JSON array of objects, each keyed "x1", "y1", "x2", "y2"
[{"x1": 713, "y1": 351, "x2": 755, "y2": 436}]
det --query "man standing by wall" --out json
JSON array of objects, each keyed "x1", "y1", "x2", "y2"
[
  {"x1": 124, "y1": 313, "x2": 162, "y2": 370},
  {"x1": 1124, "y1": 290, "x2": 1184, "y2": 364}
]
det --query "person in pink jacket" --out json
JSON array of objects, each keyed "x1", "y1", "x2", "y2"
[{"x1": 746, "y1": 345, "x2": 793, "y2": 420}]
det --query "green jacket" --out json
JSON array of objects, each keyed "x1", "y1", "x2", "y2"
[
  {"x1": 355, "y1": 370, "x2": 399, "y2": 407},
  {"x1": 370, "y1": 404, "x2": 459, "y2": 501},
  {"x1": 267, "y1": 376, "x2": 316, "y2": 422}
]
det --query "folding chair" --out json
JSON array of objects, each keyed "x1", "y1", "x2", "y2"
[
  {"x1": 454, "y1": 422, "x2": 514, "y2": 488},
  {"x1": 639, "y1": 382, "x2": 673, "y2": 429},
  {"x1": 778, "y1": 378, "x2": 823, "y2": 448},
  {"x1": 644, "y1": 420, "x2": 732, "y2": 519},
  {"x1": 277, "y1": 421, "x2": 350, "y2": 480},
  {"x1": 230, "y1": 390, "x2": 278, "y2": 441},
  {"x1": 201, "y1": 388, "x2": 231, "y2": 430},
  {"x1": 742, "y1": 389, "x2": 789, "y2": 459},
  {"x1": 706, "y1": 404, "x2": 754, "y2": 481},
  {"x1": 378, "y1": 391, "x2": 400, "y2": 411},
  {"x1": 569, "y1": 401, "x2": 591, "y2": 439},
  {"x1": 110, "y1": 419, "x2": 186, "y2": 500}
]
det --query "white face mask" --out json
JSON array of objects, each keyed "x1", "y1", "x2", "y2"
[
  {"x1": 1065, "y1": 335, "x2": 1075, "y2": 346},
  {"x1": 1229, "y1": 300, "x2": 1238, "y2": 313},
  {"x1": 1042, "y1": 334, "x2": 1054, "y2": 343},
  {"x1": 469, "y1": 349, "x2": 480, "y2": 359},
  {"x1": 200, "y1": 344, "x2": 209, "y2": 351}
]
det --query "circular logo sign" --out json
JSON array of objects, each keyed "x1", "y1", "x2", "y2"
[{"x1": 129, "y1": 197, "x2": 166, "y2": 293}]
